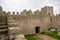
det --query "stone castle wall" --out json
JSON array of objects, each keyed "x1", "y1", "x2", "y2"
[
  {"x1": 0, "y1": 6, "x2": 60, "y2": 35},
  {"x1": 7, "y1": 6, "x2": 53, "y2": 35}
]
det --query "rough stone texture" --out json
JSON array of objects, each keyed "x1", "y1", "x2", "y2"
[
  {"x1": 15, "y1": 34, "x2": 27, "y2": 40},
  {"x1": 7, "y1": 15, "x2": 19, "y2": 40},
  {"x1": 10, "y1": 6, "x2": 52, "y2": 35},
  {"x1": 57, "y1": 32, "x2": 60, "y2": 36},
  {"x1": 0, "y1": 6, "x2": 60, "y2": 35},
  {"x1": 0, "y1": 6, "x2": 9, "y2": 40}
]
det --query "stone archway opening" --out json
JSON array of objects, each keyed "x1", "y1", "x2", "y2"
[{"x1": 35, "y1": 26, "x2": 40, "y2": 33}]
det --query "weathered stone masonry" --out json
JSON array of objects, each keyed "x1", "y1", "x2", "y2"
[{"x1": 0, "y1": 6, "x2": 60, "y2": 35}]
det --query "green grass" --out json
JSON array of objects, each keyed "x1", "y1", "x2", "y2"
[
  {"x1": 41, "y1": 32, "x2": 60, "y2": 40},
  {"x1": 25, "y1": 34, "x2": 39, "y2": 40}
]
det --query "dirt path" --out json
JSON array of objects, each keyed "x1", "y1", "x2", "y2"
[{"x1": 36, "y1": 34, "x2": 57, "y2": 40}]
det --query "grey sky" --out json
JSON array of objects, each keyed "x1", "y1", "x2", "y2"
[{"x1": 0, "y1": 0, "x2": 60, "y2": 15}]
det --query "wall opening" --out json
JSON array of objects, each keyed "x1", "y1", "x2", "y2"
[
  {"x1": 48, "y1": 13, "x2": 50, "y2": 15},
  {"x1": 35, "y1": 27, "x2": 40, "y2": 33}
]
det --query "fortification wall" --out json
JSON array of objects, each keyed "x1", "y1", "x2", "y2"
[{"x1": 1, "y1": 6, "x2": 60, "y2": 35}]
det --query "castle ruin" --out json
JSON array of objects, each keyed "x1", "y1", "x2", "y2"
[{"x1": 0, "y1": 6, "x2": 60, "y2": 36}]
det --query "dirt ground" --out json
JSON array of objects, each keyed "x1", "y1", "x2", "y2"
[{"x1": 36, "y1": 34, "x2": 57, "y2": 40}]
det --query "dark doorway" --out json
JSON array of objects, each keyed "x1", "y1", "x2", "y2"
[{"x1": 35, "y1": 27, "x2": 40, "y2": 33}]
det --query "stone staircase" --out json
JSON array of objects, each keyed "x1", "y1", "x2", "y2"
[{"x1": 0, "y1": 23, "x2": 9, "y2": 40}]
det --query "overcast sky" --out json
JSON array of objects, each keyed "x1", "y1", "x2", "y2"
[{"x1": 0, "y1": 0, "x2": 60, "y2": 15}]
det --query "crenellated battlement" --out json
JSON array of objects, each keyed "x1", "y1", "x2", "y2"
[
  {"x1": 5, "y1": 10, "x2": 41, "y2": 16},
  {"x1": 0, "y1": 6, "x2": 2, "y2": 11},
  {"x1": 3, "y1": 10, "x2": 40, "y2": 15},
  {"x1": 34, "y1": 10, "x2": 40, "y2": 15},
  {"x1": 56, "y1": 14, "x2": 60, "y2": 17},
  {"x1": 0, "y1": 6, "x2": 54, "y2": 16}
]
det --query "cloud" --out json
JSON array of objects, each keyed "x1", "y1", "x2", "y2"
[{"x1": 0, "y1": 0, "x2": 60, "y2": 14}]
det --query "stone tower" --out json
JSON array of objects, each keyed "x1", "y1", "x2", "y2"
[{"x1": 41, "y1": 6, "x2": 53, "y2": 16}]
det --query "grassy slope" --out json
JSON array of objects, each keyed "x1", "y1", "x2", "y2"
[
  {"x1": 25, "y1": 34, "x2": 39, "y2": 40},
  {"x1": 41, "y1": 32, "x2": 60, "y2": 40}
]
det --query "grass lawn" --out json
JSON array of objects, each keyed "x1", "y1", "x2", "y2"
[
  {"x1": 41, "y1": 32, "x2": 60, "y2": 40},
  {"x1": 25, "y1": 34, "x2": 39, "y2": 40}
]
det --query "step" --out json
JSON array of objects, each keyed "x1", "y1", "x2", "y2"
[
  {"x1": 0, "y1": 26, "x2": 8, "y2": 29},
  {"x1": 0, "y1": 29, "x2": 8, "y2": 32},
  {"x1": 0, "y1": 29, "x2": 8, "y2": 35}
]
